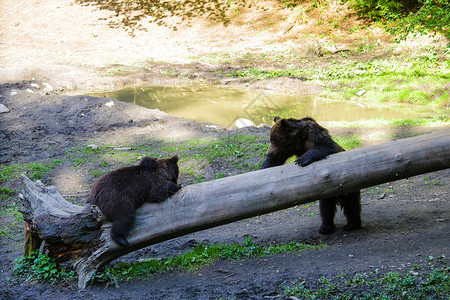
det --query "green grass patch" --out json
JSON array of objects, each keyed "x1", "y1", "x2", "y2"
[
  {"x1": 0, "y1": 200, "x2": 23, "y2": 238},
  {"x1": 313, "y1": 56, "x2": 450, "y2": 108},
  {"x1": 323, "y1": 116, "x2": 449, "y2": 128},
  {"x1": 0, "y1": 160, "x2": 64, "y2": 183},
  {"x1": 282, "y1": 258, "x2": 449, "y2": 300},
  {"x1": 333, "y1": 135, "x2": 363, "y2": 150},
  {"x1": 0, "y1": 187, "x2": 16, "y2": 201},
  {"x1": 228, "y1": 68, "x2": 305, "y2": 80},
  {"x1": 27, "y1": 160, "x2": 64, "y2": 180},
  {"x1": 91, "y1": 237, "x2": 325, "y2": 285}
]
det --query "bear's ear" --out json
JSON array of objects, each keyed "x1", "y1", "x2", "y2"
[
  {"x1": 169, "y1": 155, "x2": 179, "y2": 163},
  {"x1": 279, "y1": 118, "x2": 291, "y2": 129},
  {"x1": 139, "y1": 157, "x2": 158, "y2": 169},
  {"x1": 273, "y1": 116, "x2": 281, "y2": 123}
]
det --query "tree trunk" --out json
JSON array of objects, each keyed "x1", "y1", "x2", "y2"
[{"x1": 18, "y1": 128, "x2": 450, "y2": 289}]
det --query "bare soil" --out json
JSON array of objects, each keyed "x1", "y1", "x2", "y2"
[{"x1": 0, "y1": 1, "x2": 449, "y2": 299}]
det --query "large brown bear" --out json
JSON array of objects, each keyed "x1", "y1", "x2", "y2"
[
  {"x1": 262, "y1": 117, "x2": 361, "y2": 234},
  {"x1": 87, "y1": 156, "x2": 181, "y2": 246}
]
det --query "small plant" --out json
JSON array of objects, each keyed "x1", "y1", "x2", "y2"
[
  {"x1": 423, "y1": 176, "x2": 445, "y2": 186},
  {"x1": 13, "y1": 251, "x2": 76, "y2": 284}
]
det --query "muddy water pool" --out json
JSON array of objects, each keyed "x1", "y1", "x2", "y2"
[{"x1": 92, "y1": 85, "x2": 435, "y2": 126}]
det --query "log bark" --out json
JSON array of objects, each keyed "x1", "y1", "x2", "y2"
[{"x1": 18, "y1": 128, "x2": 450, "y2": 289}]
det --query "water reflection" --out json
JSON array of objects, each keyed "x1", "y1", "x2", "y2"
[{"x1": 92, "y1": 85, "x2": 426, "y2": 126}]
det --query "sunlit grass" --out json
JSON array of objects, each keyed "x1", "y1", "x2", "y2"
[
  {"x1": 0, "y1": 160, "x2": 64, "y2": 183},
  {"x1": 333, "y1": 135, "x2": 362, "y2": 150},
  {"x1": 322, "y1": 116, "x2": 449, "y2": 128},
  {"x1": 61, "y1": 135, "x2": 269, "y2": 184},
  {"x1": 216, "y1": 48, "x2": 449, "y2": 111}
]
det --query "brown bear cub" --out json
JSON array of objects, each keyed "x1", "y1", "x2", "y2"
[
  {"x1": 262, "y1": 117, "x2": 361, "y2": 234},
  {"x1": 87, "y1": 155, "x2": 181, "y2": 246}
]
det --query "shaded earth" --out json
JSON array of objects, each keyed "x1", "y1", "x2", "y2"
[{"x1": 0, "y1": 0, "x2": 449, "y2": 299}]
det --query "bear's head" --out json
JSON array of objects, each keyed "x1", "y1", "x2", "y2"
[
  {"x1": 261, "y1": 117, "x2": 316, "y2": 169},
  {"x1": 140, "y1": 155, "x2": 180, "y2": 183}
]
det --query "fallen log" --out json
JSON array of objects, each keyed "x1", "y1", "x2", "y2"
[{"x1": 18, "y1": 128, "x2": 450, "y2": 289}]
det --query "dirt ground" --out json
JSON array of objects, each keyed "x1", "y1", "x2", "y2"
[{"x1": 0, "y1": 0, "x2": 449, "y2": 299}]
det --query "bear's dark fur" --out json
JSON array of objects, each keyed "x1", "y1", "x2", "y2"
[
  {"x1": 262, "y1": 117, "x2": 361, "y2": 234},
  {"x1": 87, "y1": 155, "x2": 181, "y2": 246}
]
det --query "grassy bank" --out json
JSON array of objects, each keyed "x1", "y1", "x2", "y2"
[{"x1": 199, "y1": 45, "x2": 450, "y2": 113}]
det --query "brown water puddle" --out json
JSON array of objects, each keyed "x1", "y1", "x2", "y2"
[{"x1": 92, "y1": 85, "x2": 433, "y2": 126}]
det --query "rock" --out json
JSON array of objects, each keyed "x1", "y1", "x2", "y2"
[
  {"x1": 235, "y1": 118, "x2": 254, "y2": 128},
  {"x1": 356, "y1": 89, "x2": 367, "y2": 96},
  {"x1": 0, "y1": 104, "x2": 10, "y2": 113},
  {"x1": 42, "y1": 83, "x2": 54, "y2": 94},
  {"x1": 256, "y1": 123, "x2": 267, "y2": 128},
  {"x1": 323, "y1": 44, "x2": 338, "y2": 53},
  {"x1": 105, "y1": 101, "x2": 115, "y2": 107},
  {"x1": 87, "y1": 144, "x2": 98, "y2": 150}
]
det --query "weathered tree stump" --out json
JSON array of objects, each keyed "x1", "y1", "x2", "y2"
[{"x1": 18, "y1": 128, "x2": 450, "y2": 289}]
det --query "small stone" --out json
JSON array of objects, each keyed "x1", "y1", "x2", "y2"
[
  {"x1": 235, "y1": 118, "x2": 254, "y2": 128},
  {"x1": 256, "y1": 123, "x2": 267, "y2": 128},
  {"x1": 436, "y1": 219, "x2": 445, "y2": 223},
  {"x1": 42, "y1": 83, "x2": 54, "y2": 94},
  {"x1": 0, "y1": 104, "x2": 10, "y2": 113},
  {"x1": 105, "y1": 101, "x2": 115, "y2": 107},
  {"x1": 26, "y1": 89, "x2": 34, "y2": 93},
  {"x1": 87, "y1": 144, "x2": 98, "y2": 150},
  {"x1": 356, "y1": 89, "x2": 366, "y2": 96},
  {"x1": 30, "y1": 83, "x2": 40, "y2": 89}
]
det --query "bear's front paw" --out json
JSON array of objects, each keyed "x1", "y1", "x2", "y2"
[
  {"x1": 167, "y1": 182, "x2": 182, "y2": 196},
  {"x1": 294, "y1": 157, "x2": 310, "y2": 167},
  {"x1": 318, "y1": 224, "x2": 335, "y2": 235}
]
